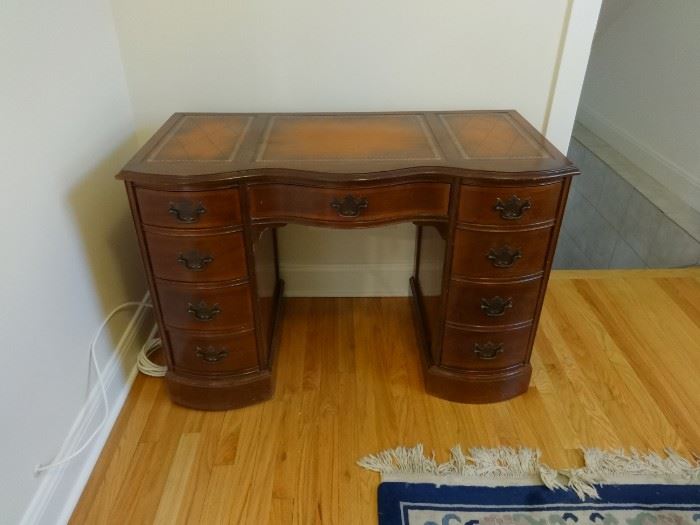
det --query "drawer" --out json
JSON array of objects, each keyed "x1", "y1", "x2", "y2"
[
  {"x1": 248, "y1": 182, "x2": 450, "y2": 224},
  {"x1": 145, "y1": 229, "x2": 247, "y2": 283},
  {"x1": 441, "y1": 324, "x2": 531, "y2": 370},
  {"x1": 136, "y1": 187, "x2": 242, "y2": 229},
  {"x1": 458, "y1": 183, "x2": 561, "y2": 226},
  {"x1": 447, "y1": 277, "x2": 542, "y2": 327},
  {"x1": 157, "y1": 280, "x2": 254, "y2": 331},
  {"x1": 168, "y1": 328, "x2": 258, "y2": 375},
  {"x1": 452, "y1": 226, "x2": 552, "y2": 279}
]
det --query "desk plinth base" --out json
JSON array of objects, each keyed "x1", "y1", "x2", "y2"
[
  {"x1": 166, "y1": 370, "x2": 274, "y2": 411},
  {"x1": 423, "y1": 363, "x2": 531, "y2": 404}
]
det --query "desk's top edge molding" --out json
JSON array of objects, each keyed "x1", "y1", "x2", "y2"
[{"x1": 119, "y1": 110, "x2": 575, "y2": 183}]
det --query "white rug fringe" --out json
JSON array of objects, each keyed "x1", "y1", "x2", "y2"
[
  {"x1": 564, "y1": 448, "x2": 700, "y2": 499},
  {"x1": 358, "y1": 445, "x2": 700, "y2": 500}
]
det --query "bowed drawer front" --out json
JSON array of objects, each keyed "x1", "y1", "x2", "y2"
[
  {"x1": 458, "y1": 183, "x2": 562, "y2": 226},
  {"x1": 248, "y1": 182, "x2": 451, "y2": 224},
  {"x1": 145, "y1": 229, "x2": 247, "y2": 283},
  {"x1": 167, "y1": 328, "x2": 259, "y2": 375},
  {"x1": 452, "y1": 226, "x2": 553, "y2": 279},
  {"x1": 156, "y1": 281, "x2": 255, "y2": 332},
  {"x1": 446, "y1": 276, "x2": 542, "y2": 328},
  {"x1": 136, "y1": 187, "x2": 242, "y2": 229},
  {"x1": 441, "y1": 324, "x2": 532, "y2": 370}
]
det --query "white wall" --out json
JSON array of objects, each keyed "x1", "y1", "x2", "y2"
[
  {"x1": 578, "y1": 0, "x2": 700, "y2": 211},
  {"x1": 109, "y1": 0, "x2": 595, "y2": 296},
  {"x1": 0, "y1": 0, "x2": 147, "y2": 522}
]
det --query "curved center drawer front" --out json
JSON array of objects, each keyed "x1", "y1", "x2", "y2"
[
  {"x1": 156, "y1": 281, "x2": 254, "y2": 331},
  {"x1": 167, "y1": 328, "x2": 258, "y2": 375},
  {"x1": 248, "y1": 182, "x2": 450, "y2": 224},
  {"x1": 145, "y1": 229, "x2": 247, "y2": 283},
  {"x1": 447, "y1": 277, "x2": 542, "y2": 327},
  {"x1": 458, "y1": 182, "x2": 561, "y2": 226},
  {"x1": 441, "y1": 324, "x2": 531, "y2": 370},
  {"x1": 452, "y1": 226, "x2": 552, "y2": 279},
  {"x1": 136, "y1": 187, "x2": 242, "y2": 229}
]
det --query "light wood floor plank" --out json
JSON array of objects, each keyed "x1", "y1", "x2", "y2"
[
  {"x1": 71, "y1": 270, "x2": 700, "y2": 524},
  {"x1": 71, "y1": 377, "x2": 161, "y2": 524},
  {"x1": 153, "y1": 433, "x2": 200, "y2": 525}
]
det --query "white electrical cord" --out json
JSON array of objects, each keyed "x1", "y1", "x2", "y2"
[
  {"x1": 136, "y1": 324, "x2": 166, "y2": 377},
  {"x1": 35, "y1": 300, "x2": 154, "y2": 475}
]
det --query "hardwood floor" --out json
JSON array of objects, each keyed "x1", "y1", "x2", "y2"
[{"x1": 71, "y1": 269, "x2": 700, "y2": 524}]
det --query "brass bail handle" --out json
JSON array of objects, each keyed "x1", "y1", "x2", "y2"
[{"x1": 330, "y1": 194, "x2": 368, "y2": 217}]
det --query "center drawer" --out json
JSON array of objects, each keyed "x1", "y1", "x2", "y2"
[{"x1": 248, "y1": 182, "x2": 450, "y2": 224}]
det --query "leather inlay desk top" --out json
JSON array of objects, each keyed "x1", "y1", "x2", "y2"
[{"x1": 120, "y1": 111, "x2": 574, "y2": 183}]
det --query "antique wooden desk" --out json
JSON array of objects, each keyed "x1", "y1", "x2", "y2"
[{"x1": 117, "y1": 111, "x2": 577, "y2": 410}]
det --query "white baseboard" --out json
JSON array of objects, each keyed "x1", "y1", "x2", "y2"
[
  {"x1": 577, "y1": 103, "x2": 700, "y2": 211},
  {"x1": 280, "y1": 262, "x2": 414, "y2": 297},
  {"x1": 20, "y1": 292, "x2": 155, "y2": 525}
]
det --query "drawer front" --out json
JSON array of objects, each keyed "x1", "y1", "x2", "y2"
[
  {"x1": 249, "y1": 182, "x2": 450, "y2": 224},
  {"x1": 168, "y1": 328, "x2": 258, "y2": 375},
  {"x1": 157, "y1": 281, "x2": 254, "y2": 331},
  {"x1": 145, "y1": 229, "x2": 247, "y2": 283},
  {"x1": 441, "y1": 324, "x2": 531, "y2": 370},
  {"x1": 447, "y1": 277, "x2": 542, "y2": 327},
  {"x1": 458, "y1": 183, "x2": 561, "y2": 226},
  {"x1": 452, "y1": 227, "x2": 552, "y2": 279},
  {"x1": 136, "y1": 187, "x2": 242, "y2": 229}
]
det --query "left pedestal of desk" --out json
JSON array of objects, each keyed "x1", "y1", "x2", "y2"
[{"x1": 125, "y1": 182, "x2": 280, "y2": 410}]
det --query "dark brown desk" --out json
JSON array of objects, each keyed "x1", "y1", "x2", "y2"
[{"x1": 118, "y1": 111, "x2": 577, "y2": 410}]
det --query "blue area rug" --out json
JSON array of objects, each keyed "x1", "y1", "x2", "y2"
[
  {"x1": 377, "y1": 482, "x2": 700, "y2": 525},
  {"x1": 359, "y1": 446, "x2": 700, "y2": 525}
]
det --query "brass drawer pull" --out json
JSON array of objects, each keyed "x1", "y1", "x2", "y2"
[
  {"x1": 187, "y1": 301, "x2": 221, "y2": 321},
  {"x1": 177, "y1": 250, "x2": 214, "y2": 271},
  {"x1": 330, "y1": 195, "x2": 368, "y2": 217},
  {"x1": 474, "y1": 342, "x2": 504, "y2": 360},
  {"x1": 480, "y1": 296, "x2": 513, "y2": 317},
  {"x1": 195, "y1": 345, "x2": 229, "y2": 363},
  {"x1": 494, "y1": 195, "x2": 531, "y2": 220},
  {"x1": 168, "y1": 200, "x2": 206, "y2": 223},
  {"x1": 487, "y1": 246, "x2": 522, "y2": 268}
]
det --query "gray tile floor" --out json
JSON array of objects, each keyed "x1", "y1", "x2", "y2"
[{"x1": 554, "y1": 136, "x2": 700, "y2": 269}]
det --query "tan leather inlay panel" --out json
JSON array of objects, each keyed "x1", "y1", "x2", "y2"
[
  {"x1": 256, "y1": 115, "x2": 441, "y2": 161},
  {"x1": 148, "y1": 115, "x2": 253, "y2": 162},
  {"x1": 440, "y1": 113, "x2": 549, "y2": 160}
]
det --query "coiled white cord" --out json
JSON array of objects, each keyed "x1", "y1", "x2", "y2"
[
  {"x1": 136, "y1": 324, "x2": 166, "y2": 377},
  {"x1": 35, "y1": 299, "x2": 159, "y2": 474}
]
